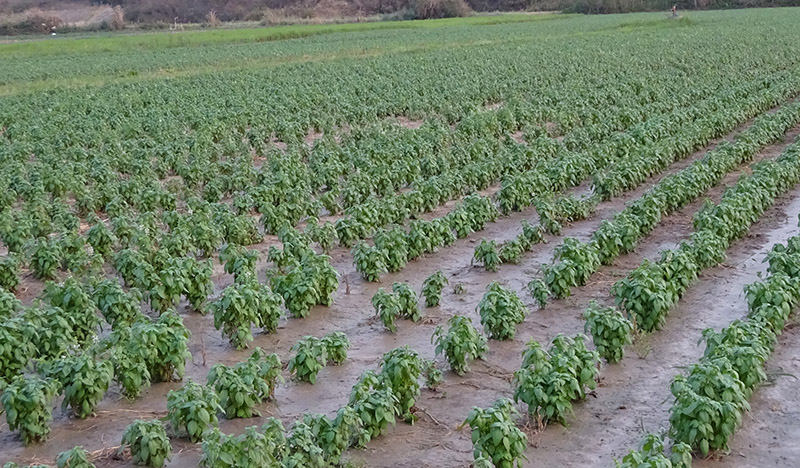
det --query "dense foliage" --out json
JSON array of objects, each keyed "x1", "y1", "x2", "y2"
[
  {"x1": 121, "y1": 420, "x2": 172, "y2": 468},
  {"x1": 210, "y1": 278, "x2": 283, "y2": 350},
  {"x1": 3, "y1": 9, "x2": 800, "y2": 465},
  {"x1": 433, "y1": 315, "x2": 488, "y2": 375},
  {"x1": 477, "y1": 282, "x2": 527, "y2": 340},
  {"x1": 464, "y1": 398, "x2": 527, "y2": 468},
  {"x1": 1, "y1": 375, "x2": 61, "y2": 445},
  {"x1": 667, "y1": 233, "x2": 800, "y2": 456},
  {"x1": 421, "y1": 270, "x2": 448, "y2": 307},
  {"x1": 583, "y1": 301, "x2": 633, "y2": 363},
  {"x1": 166, "y1": 380, "x2": 224, "y2": 442},
  {"x1": 288, "y1": 336, "x2": 328, "y2": 384},
  {"x1": 207, "y1": 348, "x2": 282, "y2": 418},
  {"x1": 512, "y1": 334, "x2": 599, "y2": 425}
]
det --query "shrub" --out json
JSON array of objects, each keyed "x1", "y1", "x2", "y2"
[
  {"x1": 0, "y1": 288, "x2": 22, "y2": 320},
  {"x1": 44, "y1": 277, "x2": 100, "y2": 346},
  {"x1": 0, "y1": 13, "x2": 63, "y2": 36},
  {"x1": 553, "y1": 238, "x2": 601, "y2": 286},
  {"x1": 207, "y1": 348, "x2": 282, "y2": 418},
  {"x1": 542, "y1": 260, "x2": 577, "y2": 299},
  {"x1": 583, "y1": 301, "x2": 633, "y2": 364},
  {"x1": 352, "y1": 241, "x2": 387, "y2": 282},
  {"x1": 527, "y1": 278, "x2": 549, "y2": 309},
  {"x1": 183, "y1": 258, "x2": 214, "y2": 312},
  {"x1": 414, "y1": 0, "x2": 470, "y2": 19},
  {"x1": 380, "y1": 346, "x2": 423, "y2": 421},
  {"x1": 114, "y1": 249, "x2": 156, "y2": 290},
  {"x1": 121, "y1": 420, "x2": 172, "y2": 468},
  {"x1": 109, "y1": 338, "x2": 152, "y2": 400},
  {"x1": 614, "y1": 434, "x2": 692, "y2": 468},
  {"x1": 200, "y1": 424, "x2": 284, "y2": 468},
  {"x1": 477, "y1": 282, "x2": 526, "y2": 340},
  {"x1": 0, "y1": 255, "x2": 21, "y2": 292},
  {"x1": 423, "y1": 359, "x2": 443, "y2": 390},
  {"x1": 301, "y1": 407, "x2": 363, "y2": 465},
  {"x1": 86, "y1": 220, "x2": 116, "y2": 259},
  {"x1": 375, "y1": 227, "x2": 409, "y2": 273},
  {"x1": 284, "y1": 421, "x2": 325, "y2": 468},
  {"x1": 166, "y1": 380, "x2": 223, "y2": 442},
  {"x1": 393, "y1": 282, "x2": 421, "y2": 322},
  {"x1": 271, "y1": 254, "x2": 338, "y2": 318},
  {"x1": 55, "y1": 446, "x2": 95, "y2": 468},
  {"x1": 44, "y1": 354, "x2": 113, "y2": 419},
  {"x1": 288, "y1": 336, "x2": 328, "y2": 384},
  {"x1": 60, "y1": 232, "x2": 98, "y2": 274},
  {"x1": 520, "y1": 220, "x2": 546, "y2": 248},
  {"x1": 474, "y1": 239, "x2": 500, "y2": 272},
  {"x1": 433, "y1": 315, "x2": 488, "y2": 375},
  {"x1": 306, "y1": 219, "x2": 338, "y2": 254},
  {"x1": 499, "y1": 238, "x2": 524, "y2": 264},
  {"x1": 210, "y1": 279, "x2": 282, "y2": 350},
  {"x1": 421, "y1": 270, "x2": 448, "y2": 307},
  {"x1": 348, "y1": 370, "x2": 399, "y2": 440},
  {"x1": 205, "y1": 10, "x2": 220, "y2": 27},
  {"x1": 701, "y1": 320, "x2": 774, "y2": 395},
  {"x1": 28, "y1": 237, "x2": 62, "y2": 280},
  {"x1": 612, "y1": 260, "x2": 676, "y2": 333},
  {"x1": 668, "y1": 360, "x2": 749, "y2": 456},
  {"x1": 1, "y1": 375, "x2": 61, "y2": 445},
  {"x1": 111, "y1": 5, "x2": 125, "y2": 30},
  {"x1": 23, "y1": 305, "x2": 78, "y2": 362},
  {"x1": 321, "y1": 331, "x2": 350, "y2": 365},
  {"x1": 122, "y1": 310, "x2": 191, "y2": 385},
  {"x1": 463, "y1": 398, "x2": 527, "y2": 468},
  {"x1": 372, "y1": 288, "x2": 400, "y2": 333},
  {"x1": 221, "y1": 244, "x2": 259, "y2": 281},
  {"x1": 91, "y1": 279, "x2": 143, "y2": 328},
  {"x1": 150, "y1": 263, "x2": 188, "y2": 313},
  {"x1": 513, "y1": 335, "x2": 599, "y2": 425}
]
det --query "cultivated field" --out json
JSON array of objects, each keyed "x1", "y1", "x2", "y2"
[{"x1": 2, "y1": 8, "x2": 800, "y2": 468}]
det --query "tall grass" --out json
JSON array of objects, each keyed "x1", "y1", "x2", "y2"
[
  {"x1": 111, "y1": 6, "x2": 125, "y2": 31},
  {"x1": 205, "y1": 10, "x2": 220, "y2": 28}
]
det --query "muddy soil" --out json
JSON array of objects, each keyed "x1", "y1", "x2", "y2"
[
  {"x1": 3, "y1": 125, "x2": 800, "y2": 467},
  {"x1": 693, "y1": 321, "x2": 800, "y2": 468}
]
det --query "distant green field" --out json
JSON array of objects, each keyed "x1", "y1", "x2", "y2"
[
  {"x1": 0, "y1": 13, "x2": 564, "y2": 57},
  {"x1": 0, "y1": 10, "x2": 707, "y2": 96}
]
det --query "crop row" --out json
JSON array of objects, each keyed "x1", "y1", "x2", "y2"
[
  {"x1": 331, "y1": 78, "x2": 713, "y2": 246},
  {"x1": 0, "y1": 338, "x2": 435, "y2": 468},
  {"x1": 612, "y1": 136, "x2": 800, "y2": 333},
  {"x1": 541, "y1": 98, "x2": 800, "y2": 301},
  {"x1": 495, "y1": 68, "x2": 800, "y2": 214},
  {"x1": 470, "y1": 74, "x2": 800, "y2": 274},
  {"x1": 352, "y1": 71, "x2": 800, "y2": 283},
  {"x1": 614, "y1": 225, "x2": 800, "y2": 466},
  {"x1": 466, "y1": 126, "x2": 800, "y2": 468}
]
